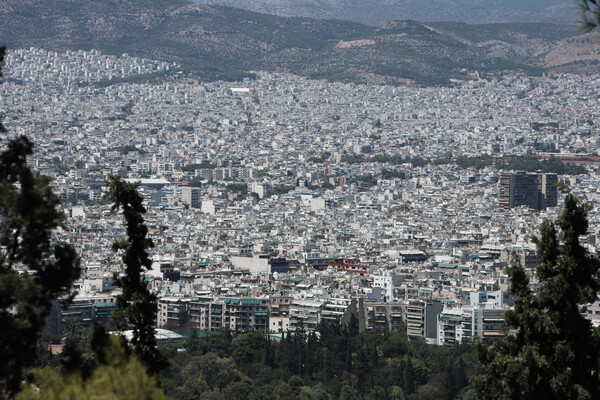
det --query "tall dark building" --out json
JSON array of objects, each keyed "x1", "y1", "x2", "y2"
[
  {"x1": 499, "y1": 172, "x2": 558, "y2": 210},
  {"x1": 538, "y1": 173, "x2": 558, "y2": 209}
]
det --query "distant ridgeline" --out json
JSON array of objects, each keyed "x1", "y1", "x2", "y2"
[
  {"x1": 0, "y1": 0, "x2": 594, "y2": 86},
  {"x1": 191, "y1": 0, "x2": 576, "y2": 26}
]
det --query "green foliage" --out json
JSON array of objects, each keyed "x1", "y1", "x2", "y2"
[
  {"x1": 267, "y1": 185, "x2": 295, "y2": 198},
  {"x1": 533, "y1": 142, "x2": 558, "y2": 153},
  {"x1": 95, "y1": 70, "x2": 171, "y2": 88},
  {"x1": 227, "y1": 183, "x2": 248, "y2": 195},
  {"x1": 532, "y1": 121, "x2": 559, "y2": 132},
  {"x1": 17, "y1": 337, "x2": 165, "y2": 400},
  {"x1": 105, "y1": 175, "x2": 167, "y2": 375},
  {"x1": 59, "y1": 319, "x2": 97, "y2": 378},
  {"x1": 118, "y1": 145, "x2": 146, "y2": 155},
  {"x1": 321, "y1": 181, "x2": 335, "y2": 190},
  {"x1": 307, "y1": 152, "x2": 331, "y2": 163},
  {"x1": 340, "y1": 154, "x2": 365, "y2": 164},
  {"x1": 51, "y1": 157, "x2": 70, "y2": 175},
  {"x1": 497, "y1": 155, "x2": 587, "y2": 175},
  {"x1": 0, "y1": 136, "x2": 81, "y2": 397},
  {"x1": 355, "y1": 174, "x2": 377, "y2": 187},
  {"x1": 161, "y1": 324, "x2": 478, "y2": 400},
  {"x1": 256, "y1": 169, "x2": 270, "y2": 177},
  {"x1": 478, "y1": 195, "x2": 600, "y2": 399},
  {"x1": 183, "y1": 162, "x2": 216, "y2": 172},
  {"x1": 381, "y1": 169, "x2": 407, "y2": 180},
  {"x1": 455, "y1": 154, "x2": 494, "y2": 169},
  {"x1": 0, "y1": 3, "x2": 586, "y2": 85},
  {"x1": 340, "y1": 152, "x2": 492, "y2": 171},
  {"x1": 188, "y1": 176, "x2": 204, "y2": 187}
]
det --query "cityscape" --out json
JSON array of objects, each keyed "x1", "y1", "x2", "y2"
[
  {"x1": 3, "y1": 1, "x2": 600, "y2": 398},
  {"x1": 3, "y1": 47, "x2": 600, "y2": 344}
]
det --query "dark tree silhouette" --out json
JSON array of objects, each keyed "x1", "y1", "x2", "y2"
[
  {"x1": 105, "y1": 175, "x2": 167, "y2": 375},
  {"x1": 0, "y1": 136, "x2": 81, "y2": 397},
  {"x1": 0, "y1": 46, "x2": 81, "y2": 397},
  {"x1": 479, "y1": 194, "x2": 600, "y2": 399}
]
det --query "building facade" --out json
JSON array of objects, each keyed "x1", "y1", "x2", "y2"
[{"x1": 499, "y1": 172, "x2": 558, "y2": 210}]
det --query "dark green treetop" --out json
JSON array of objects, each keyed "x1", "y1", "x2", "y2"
[
  {"x1": 0, "y1": 135, "x2": 81, "y2": 397},
  {"x1": 0, "y1": 44, "x2": 81, "y2": 397},
  {"x1": 105, "y1": 175, "x2": 167, "y2": 375},
  {"x1": 479, "y1": 194, "x2": 600, "y2": 399}
]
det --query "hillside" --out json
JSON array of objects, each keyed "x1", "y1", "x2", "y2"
[
  {"x1": 192, "y1": 0, "x2": 577, "y2": 26},
  {"x1": 0, "y1": 0, "x2": 593, "y2": 85}
]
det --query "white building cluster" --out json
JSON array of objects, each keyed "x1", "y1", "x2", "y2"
[{"x1": 3, "y1": 48, "x2": 600, "y2": 343}]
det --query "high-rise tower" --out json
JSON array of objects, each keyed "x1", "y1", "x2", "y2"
[{"x1": 499, "y1": 172, "x2": 557, "y2": 210}]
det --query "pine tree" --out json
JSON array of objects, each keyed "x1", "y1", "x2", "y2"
[
  {"x1": 105, "y1": 175, "x2": 167, "y2": 375},
  {"x1": 0, "y1": 46, "x2": 81, "y2": 396},
  {"x1": 0, "y1": 46, "x2": 80, "y2": 398},
  {"x1": 0, "y1": 136, "x2": 81, "y2": 397},
  {"x1": 479, "y1": 194, "x2": 600, "y2": 399}
]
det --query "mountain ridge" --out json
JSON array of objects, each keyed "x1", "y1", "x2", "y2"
[
  {"x1": 0, "y1": 0, "x2": 596, "y2": 85},
  {"x1": 191, "y1": 0, "x2": 577, "y2": 26}
]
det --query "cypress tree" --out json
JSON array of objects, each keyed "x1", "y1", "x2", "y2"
[{"x1": 106, "y1": 175, "x2": 167, "y2": 375}]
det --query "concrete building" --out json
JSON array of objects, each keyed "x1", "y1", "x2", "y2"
[
  {"x1": 223, "y1": 297, "x2": 269, "y2": 332},
  {"x1": 499, "y1": 172, "x2": 558, "y2": 210},
  {"x1": 406, "y1": 300, "x2": 443, "y2": 344},
  {"x1": 181, "y1": 187, "x2": 201, "y2": 208},
  {"x1": 189, "y1": 298, "x2": 225, "y2": 332},
  {"x1": 157, "y1": 297, "x2": 192, "y2": 328},
  {"x1": 539, "y1": 173, "x2": 558, "y2": 209},
  {"x1": 499, "y1": 172, "x2": 539, "y2": 210}
]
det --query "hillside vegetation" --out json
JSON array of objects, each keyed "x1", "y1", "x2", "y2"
[
  {"x1": 192, "y1": 0, "x2": 576, "y2": 26},
  {"x1": 0, "y1": 0, "x2": 593, "y2": 85}
]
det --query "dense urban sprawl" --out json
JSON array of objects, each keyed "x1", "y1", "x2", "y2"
[{"x1": 3, "y1": 48, "x2": 600, "y2": 345}]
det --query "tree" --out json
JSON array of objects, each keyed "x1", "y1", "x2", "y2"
[
  {"x1": 0, "y1": 46, "x2": 80, "y2": 398},
  {"x1": 403, "y1": 356, "x2": 415, "y2": 395},
  {"x1": 59, "y1": 319, "x2": 96, "y2": 378},
  {"x1": 16, "y1": 337, "x2": 165, "y2": 400},
  {"x1": 579, "y1": 0, "x2": 600, "y2": 31},
  {"x1": 105, "y1": 175, "x2": 167, "y2": 375},
  {"x1": 0, "y1": 49, "x2": 81, "y2": 395},
  {"x1": 478, "y1": 194, "x2": 600, "y2": 399}
]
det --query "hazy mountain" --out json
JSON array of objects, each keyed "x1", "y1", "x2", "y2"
[
  {"x1": 0, "y1": 0, "x2": 595, "y2": 86},
  {"x1": 191, "y1": 0, "x2": 577, "y2": 26}
]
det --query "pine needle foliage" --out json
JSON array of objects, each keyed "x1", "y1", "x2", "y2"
[
  {"x1": 105, "y1": 175, "x2": 167, "y2": 375},
  {"x1": 0, "y1": 135, "x2": 81, "y2": 398},
  {"x1": 478, "y1": 194, "x2": 600, "y2": 399}
]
